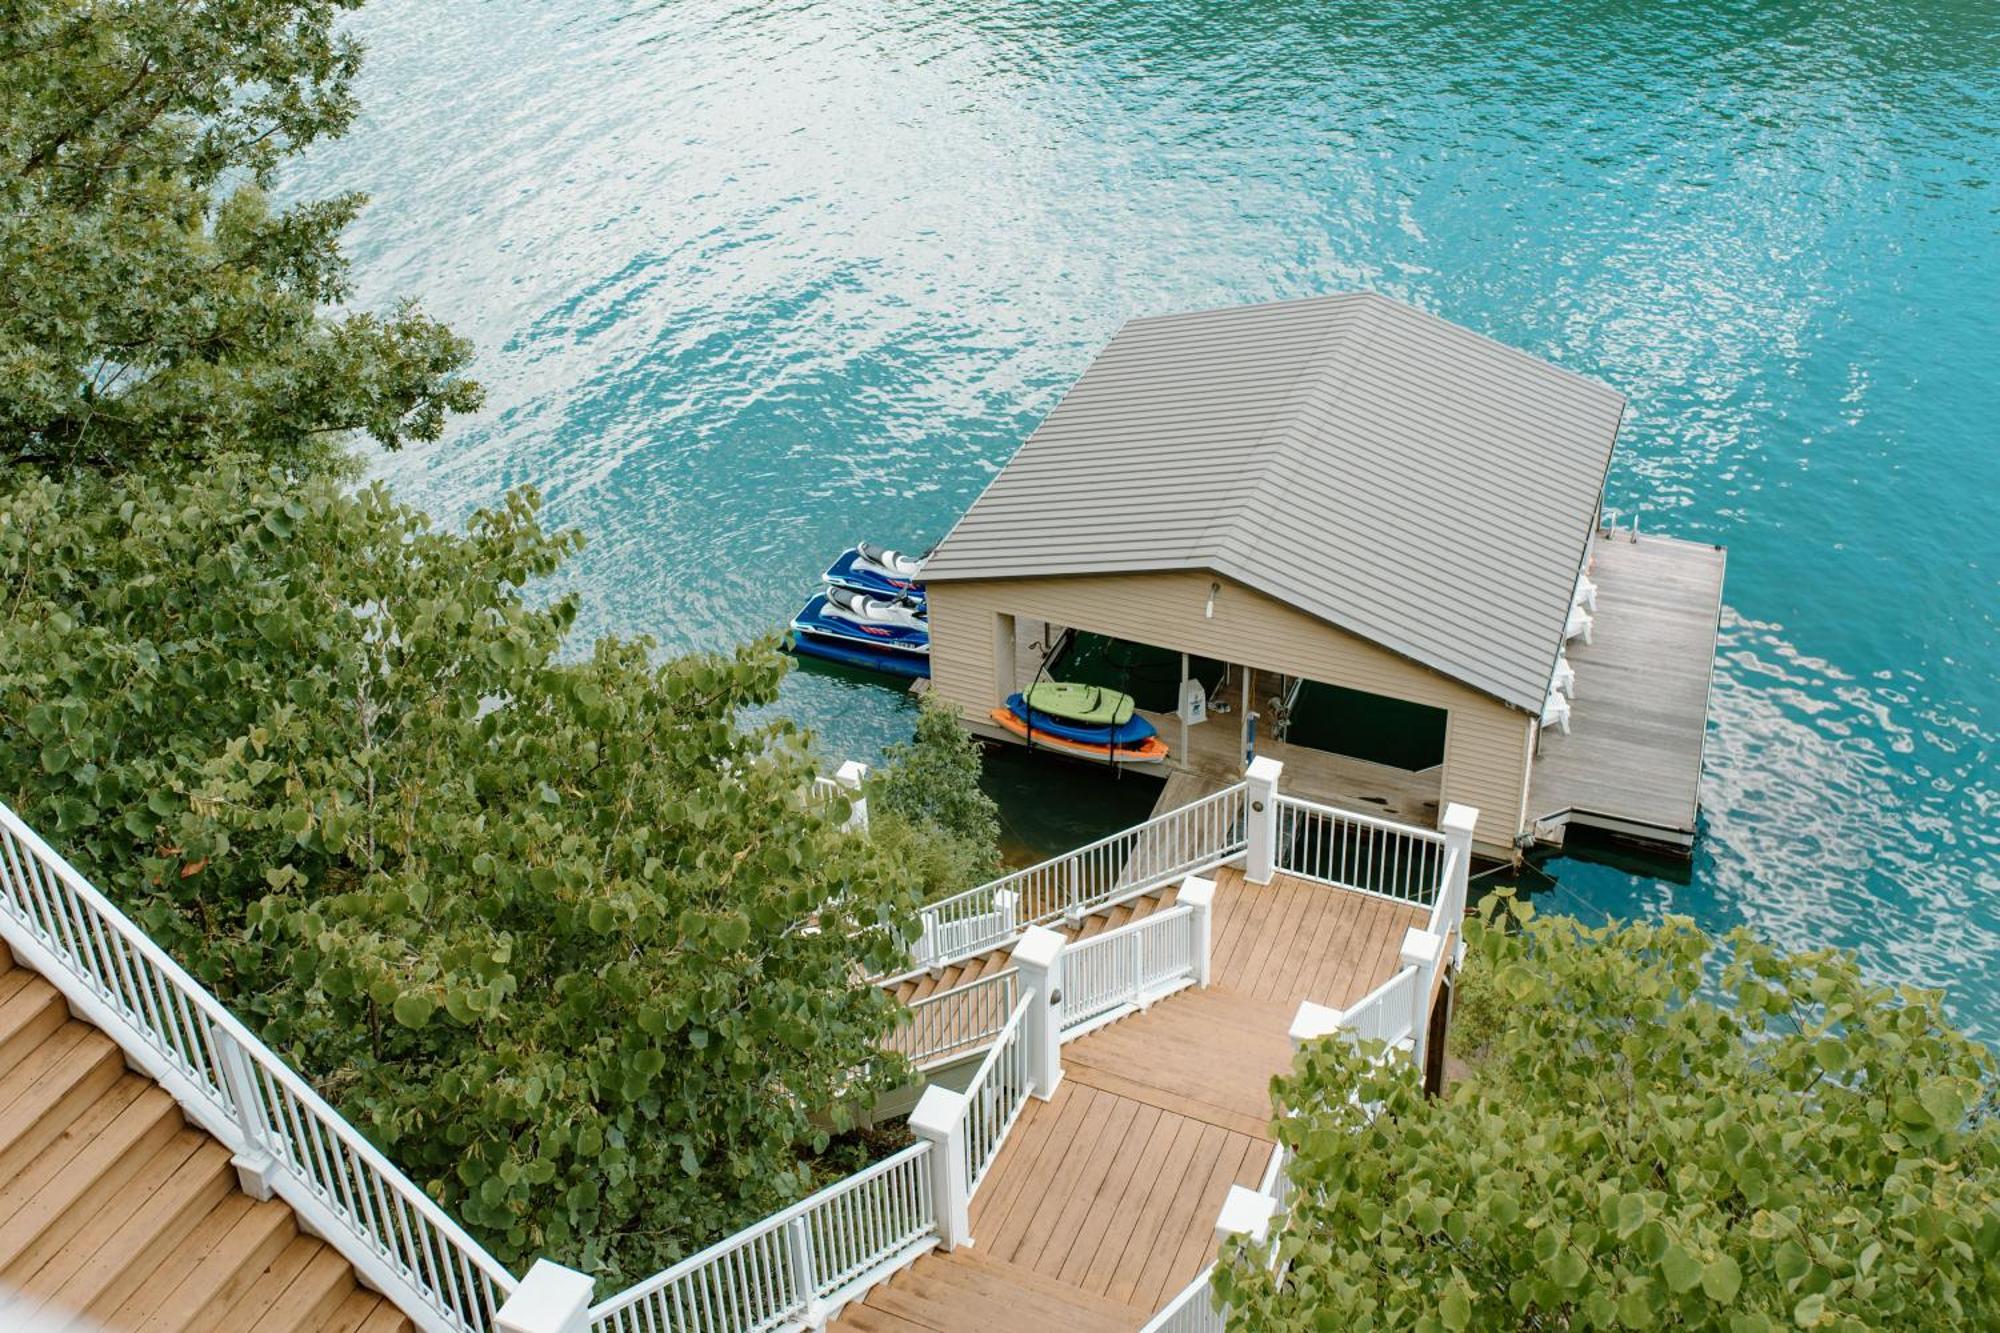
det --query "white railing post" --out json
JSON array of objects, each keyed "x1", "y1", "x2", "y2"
[
  {"x1": 1244, "y1": 756, "x2": 1283, "y2": 884},
  {"x1": 909, "y1": 1086, "x2": 971, "y2": 1249},
  {"x1": 496, "y1": 1258, "x2": 594, "y2": 1333},
  {"x1": 1438, "y1": 803, "x2": 1478, "y2": 926},
  {"x1": 785, "y1": 1215, "x2": 826, "y2": 1326},
  {"x1": 1215, "y1": 1183, "x2": 1278, "y2": 1246},
  {"x1": 211, "y1": 1025, "x2": 279, "y2": 1200},
  {"x1": 835, "y1": 760, "x2": 870, "y2": 833},
  {"x1": 996, "y1": 888, "x2": 1019, "y2": 940},
  {"x1": 1400, "y1": 927, "x2": 1447, "y2": 1066},
  {"x1": 1180, "y1": 877, "x2": 1215, "y2": 987},
  {"x1": 1288, "y1": 1000, "x2": 1341, "y2": 1050},
  {"x1": 1012, "y1": 926, "x2": 1066, "y2": 1099}
]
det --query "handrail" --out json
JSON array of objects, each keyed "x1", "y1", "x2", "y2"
[
  {"x1": 587, "y1": 1142, "x2": 935, "y2": 1331},
  {"x1": 961, "y1": 994, "x2": 1033, "y2": 1196},
  {"x1": 1335, "y1": 964, "x2": 1422, "y2": 1049},
  {"x1": 0, "y1": 802, "x2": 516, "y2": 1333},
  {"x1": 1059, "y1": 904, "x2": 1199, "y2": 1037},
  {"x1": 1273, "y1": 794, "x2": 1447, "y2": 908},
  {"x1": 892, "y1": 782, "x2": 1248, "y2": 978},
  {"x1": 887, "y1": 967, "x2": 1019, "y2": 1069}
]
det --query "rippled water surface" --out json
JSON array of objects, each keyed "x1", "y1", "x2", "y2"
[{"x1": 289, "y1": 0, "x2": 2000, "y2": 1033}]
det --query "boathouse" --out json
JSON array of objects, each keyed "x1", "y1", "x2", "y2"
[{"x1": 922, "y1": 292, "x2": 1725, "y2": 859}]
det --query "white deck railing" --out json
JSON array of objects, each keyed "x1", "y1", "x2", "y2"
[
  {"x1": 962, "y1": 995, "x2": 1033, "y2": 1196},
  {"x1": 1333, "y1": 964, "x2": 1423, "y2": 1050},
  {"x1": 887, "y1": 968, "x2": 1019, "y2": 1070},
  {"x1": 1143, "y1": 1264, "x2": 1227, "y2": 1333},
  {"x1": 900, "y1": 783, "x2": 1247, "y2": 974},
  {"x1": 1059, "y1": 905, "x2": 1200, "y2": 1038},
  {"x1": 1273, "y1": 794, "x2": 1448, "y2": 907},
  {"x1": 0, "y1": 803, "x2": 517, "y2": 1333},
  {"x1": 585, "y1": 1143, "x2": 936, "y2": 1333}
]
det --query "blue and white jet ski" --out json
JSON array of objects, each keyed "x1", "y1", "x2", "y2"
[
  {"x1": 787, "y1": 586, "x2": 931, "y2": 678},
  {"x1": 823, "y1": 542, "x2": 929, "y2": 603}
]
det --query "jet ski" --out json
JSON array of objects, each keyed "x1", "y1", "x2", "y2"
[
  {"x1": 1004, "y1": 690, "x2": 1156, "y2": 747},
  {"x1": 824, "y1": 542, "x2": 929, "y2": 602},
  {"x1": 786, "y1": 587, "x2": 931, "y2": 678}
]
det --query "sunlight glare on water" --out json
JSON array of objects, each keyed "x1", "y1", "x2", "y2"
[{"x1": 287, "y1": 0, "x2": 2000, "y2": 1033}]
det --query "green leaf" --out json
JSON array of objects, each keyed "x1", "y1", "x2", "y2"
[
  {"x1": 1703, "y1": 1255, "x2": 1743, "y2": 1305},
  {"x1": 1662, "y1": 1243, "x2": 1703, "y2": 1294},
  {"x1": 391, "y1": 995, "x2": 434, "y2": 1029}
]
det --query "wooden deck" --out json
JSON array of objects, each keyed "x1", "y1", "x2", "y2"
[
  {"x1": 1529, "y1": 533, "x2": 1726, "y2": 851},
  {"x1": 841, "y1": 868, "x2": 1424, "y2": 1331}
]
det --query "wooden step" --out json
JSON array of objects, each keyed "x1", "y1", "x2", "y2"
[
  {"x1": 0, "y1": 1023, "x2": 127, "y2": 1192},
  {"x1": 213, "y1": 1233, "x2": 354, "y2": 1332},
  {"x1": 109, "y1": 1193, "x2": 297, "y2": 1331},
  {"x1": 0, "y1": 1078, "x2": 181, "y2": 1272},
  {"x1": 844, "y1": 1248, "x2": 1141, "y2": 1333},
  {"x1": 0, "y1": 973, "x2": 65, "y2": 1082},
  {"x1": 254, "y1": 1243, "x2": 359, "y2": 1331},
  {"x1": 15, "y1": 1132, "x2": 233, "y2": 1316},
  {"x1": 0, "y1": 951, "x2": 423, "y2": 1332}
]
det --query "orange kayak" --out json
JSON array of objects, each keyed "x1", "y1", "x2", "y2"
[{"x1": 988, "y1": 708, "x2": 1170, "y2": 765}]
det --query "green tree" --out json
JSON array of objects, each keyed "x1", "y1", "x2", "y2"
[
  {"x1": 1, "y1": 0, "x2": 478, "y2": 474},
  {"x1": 1221, "y1": 898, "x2": 2000, "y2": 1332},
  {"x1": 0, "y1": 462, "x2": 927, "y2": 1279},
  {"x1": 871, "y1": 698, "x2": 1003, "y2": 895}
]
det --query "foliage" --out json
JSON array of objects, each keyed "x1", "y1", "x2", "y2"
[
  {"x1": 0, "y1": 461, "x2": 929, "y2": 1280},
  {"x1": 0, "y1": 0, "x2": 479, "y2": 474},
  {"x1": 1220, "y1": 896, "x2": 2000, "y2": 1332},
  {"x1": 871, "y1": 698, "x2": 1002, "y2": 889}
]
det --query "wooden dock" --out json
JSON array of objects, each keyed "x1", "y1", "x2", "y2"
[
  {"x1": 1528, "y1": 532, "x2": 1726, "y2": 852},
  {"x1": 837, "y1": 867, "x2": 1422, "y2": 1332}
]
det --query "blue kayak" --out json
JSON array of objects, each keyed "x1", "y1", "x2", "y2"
[
  {"x1": 824, "y1": 546, "x2": 926, "y2": 603},
  {"x1": 1004, "y1": 693, "x2": 1158, "y2": 746}
]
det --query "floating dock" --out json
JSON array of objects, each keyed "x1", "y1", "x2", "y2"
[{"x1": 1528, "y1": 531, "x2": 1726, "y2": 852}]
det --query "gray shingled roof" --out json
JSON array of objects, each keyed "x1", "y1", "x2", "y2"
[{"x1": 923, "y1": 292, "x2": 1625, "y2": 713}]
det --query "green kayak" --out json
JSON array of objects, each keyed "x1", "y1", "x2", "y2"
[{"x1": 1023, "y1": 681, "x2": 1137, "y2": 727}]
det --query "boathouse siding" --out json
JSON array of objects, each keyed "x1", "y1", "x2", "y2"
[{"x1": 927, "y1": 569, "x2": 1532, "y2": 854}]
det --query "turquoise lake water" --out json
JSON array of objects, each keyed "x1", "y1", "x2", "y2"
[{"x1": 288, "y1": 1, "x2": 2000, "y2": 1035}]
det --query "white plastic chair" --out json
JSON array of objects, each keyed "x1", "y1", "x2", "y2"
[
  {"x1": 1541, "y1": 688, "x2": 1572, "y2": 736},
  {"x1": 1552, "y1": 654, "x2": 1576, "y2": 699},
  {"x1": 1573, "y1": 571, "x2": 1598, "y2": 613},
  {"x1": 1565, "y1": 603, "x2": 1594, "y2": 645}
]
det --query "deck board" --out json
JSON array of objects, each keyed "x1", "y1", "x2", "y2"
[
  {"x1": 835, "y1": 867, "x2": 1422, "y2": 1331},
  {"x1": 1529, "y1": 532, "x2": 1725, "y2": 846}
]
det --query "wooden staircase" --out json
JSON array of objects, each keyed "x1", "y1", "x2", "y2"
[
  {"x1": 0, "y1": 945, "x2": 416, "y2": 1331},
  {"x1": 887, "y1": 885, "x2": 1183, "y2": 1008}
]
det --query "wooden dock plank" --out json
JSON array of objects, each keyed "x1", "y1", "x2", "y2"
[{"x1": 1529, "y1": 532, "x2": 1725, "y2": 845}]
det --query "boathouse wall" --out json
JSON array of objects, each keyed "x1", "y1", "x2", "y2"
[{"x1": 926, "y1": 570, "x2": 1531, "y2": 853}]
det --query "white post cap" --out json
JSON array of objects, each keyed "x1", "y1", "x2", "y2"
[
  {"x1": 1215, "y1": 1184, "x2": 1279, "y2": 1242},
  {"x1": 496, "y1": 1259, "x2": 595, "y2": 1333},
  {"x1": 1440, "y1": 803, "x2": 1479, "y2": 838},
  {"x1": 1246, "y1": 755, "x2": 1284, "y2": 786},
  {"x1": 1400, "y1": 927, "x2": 1446, "y2": 970},
  {"x1": 1011, "y1": 924, "x2": 1067, "y2": 971},
  {"x1": 908, "y1": 1083, "x2": 967, "y2": 1138},
  {"x1": 1289, "y1": 999, "x2": 1342, "y2": 1047},
  {"x1": 1176, "y1": 875, "x2": 1216, "y2": 908},
  {"x1": 835, "y1": 759, "x2": 869, "y2": 787}
]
